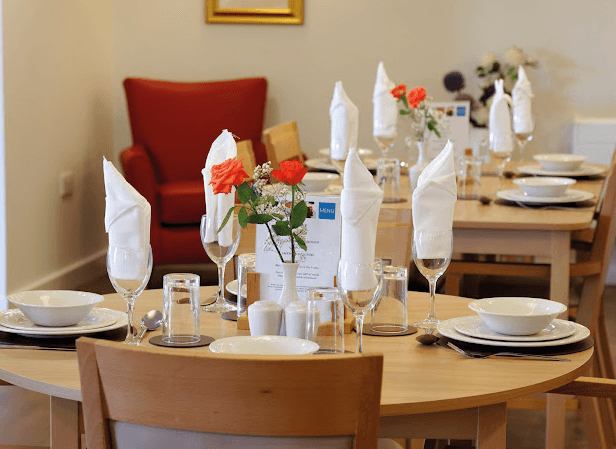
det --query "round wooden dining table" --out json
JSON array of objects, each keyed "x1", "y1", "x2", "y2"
[{"x1": 0, "y1": 286, "x2": 593, "y2": 449}]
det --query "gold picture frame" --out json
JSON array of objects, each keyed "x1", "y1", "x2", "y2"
[{"x1": 206, "y1": 0, "x2": 303, "y2": 25}]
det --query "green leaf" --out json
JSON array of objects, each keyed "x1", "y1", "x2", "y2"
[
  {"x1": 290, "y1": 201, "x2": 308, "y2": 228},
  {"x1": 246, "y1": 213, "x2": 273, "y2": 224},
  {"x1": 238, "y1": 206, "x2": 248, "y2": 228},
  {"x1": 400, "y1": 110, "x2": 411, "y2": 115},
  {"x1": 271, "y1": 213, "x2": 284, "y2": 219},
  {"x1": 237, "y1": 182, "x2": 254, "y2": 204},
  {"x1": 216, "y1": 207, "x2": 235, "y2": 232},
  {"x1": 272, "y1": 220, "x2": 291, "y2": 236},
  {"x1": 294, "y1": 233, "x2": 307, "y2": 250}
]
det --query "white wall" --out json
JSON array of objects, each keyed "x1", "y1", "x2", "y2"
[
  {"x1": 3, "y1": 1, "x2": 113, "y2": 294},
  {"x1": 112, "y1": 0, "x2": 616, "y2": 163}
]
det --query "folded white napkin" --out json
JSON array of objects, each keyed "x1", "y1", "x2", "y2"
[
  {"x1": 512, "y1": 66, "x2": 534, "y2": 134},
  {"x1": 103, "y1": 157, "x2": 151, "y2": 279},
  {"x1": 372, "y1": 62, "x2": 397, "y2": 140},
  {"x1": 329, "y1": 81, "x2": 359, "y2": 161},
  {"x1": 412, "y1": 140, "x2": 457, "y2": 259},
  {"x1": 202, "y1": 130, "x2": 237, "y2": 247},
  {"x1": 340, "y1": 148, "x2": 383, "y2": 290},
  {"x1": 489, "y1": 79, "x2": 514, "y2": 154}
]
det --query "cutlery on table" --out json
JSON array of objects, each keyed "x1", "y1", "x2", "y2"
[
  {"x1": 136, "y1": 310, "x2": 163, "y2": 344},
  {"x1": 447, "y1": 342, "x2": 570, "y2": 361}
]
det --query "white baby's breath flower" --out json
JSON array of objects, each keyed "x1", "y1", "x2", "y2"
[
  {"x1": 480, "y1": 52, "x2": 498, "y2": 68},
  {"x1": 504, "y1": 46, "x2": 525, "y2": 67},
  {"x1": 472, "y1": 106, "x2": 489, "y2": 126}
]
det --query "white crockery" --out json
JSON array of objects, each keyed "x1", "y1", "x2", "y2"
[
  {"x1": 468, "y1": 297, "x2": 567, "y2": 336},
  {"x1": 209, "y1": 335, "x2": 319, "y2": 355},
  {"x1": 7, "y1": 290, "x2": 104, "y2": 327},
  {"x1": 513, "y1": 177, "x2": 576, "y2": 197},
  {"x1": 533, "y1": 154, "x2": 587, "y2": 172},
  {"x1": 319, "y1": 148, "x2": 373, "y2": 159},
  {"x1": 302, "y1": 172, "x2": 340, "y2": 192},
  {"x1": 247, "y1": 300, "x2": 283, "y2": 336}
]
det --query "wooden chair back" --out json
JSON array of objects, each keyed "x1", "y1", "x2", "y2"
[
  {"x1": 263, "y1": 121, "x2": 305, "y2": 170},
  {"x1": 77, "y1": 337, "x2": 383, "y2": 449},
  {"x1": 236, "y1": 139, "x2": 256, "y2": 179}
]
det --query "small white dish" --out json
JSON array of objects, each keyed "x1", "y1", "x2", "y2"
[
  {"x1": 437, "y1": 317, "x2": 590, "y2": 348},
  {"x1": 518, "y1": 164, "x2": 608, "y2": 178},
  {"x1": 0, "y1": 308, "x2": 127, "y2": 336},
  {"x1": 302, "y1": 172, "x2": 339, "y2": 192},
  {"x1": 496, "y1": 189, "x2": 594, "y2": 204},
  {"x1": 453, "y1": 315, "x2": 576, "y2": 342},
  {"x1": 469, "y1": 297, "x2": 567, "y2": 336},
  {"x1": 305, "y1": 157, "x2": 378, "y2": 172},
  {"x1": 513, "y1": 177, "x2": 576, "y2": 197},
  {"x1": 318, "y1": 148, "x2": 373, "y2": 159},
  {"x1": 8, "y1": 290, "x2": 104, "y2": 327},
  {"x1": 1, "y1": 308, "x2": 118, "y2": 333},
  {"x1": 226, "y1": 279, "x2": 238, "y2": 296},
  {"x1": 533, "y1": 154, "x2": 587, "y2": 172},
  {"x1": 209, "y1": 335, "x2": 319, "y2": 355}
]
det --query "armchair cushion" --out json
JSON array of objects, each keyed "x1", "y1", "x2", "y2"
[{"x1": 158, "y1": 181, "x2": 205, "y2": 225}]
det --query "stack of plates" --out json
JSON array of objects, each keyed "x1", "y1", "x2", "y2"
[
  {"x1": 437, "y1": 315, "x2": 590, "y2": 348},
  {"x1": 518, "y1": 164, "x2": 607, "y2": 178},
  {"x1": 0, "y1": 308, "x2": 127, "y2": 337}
]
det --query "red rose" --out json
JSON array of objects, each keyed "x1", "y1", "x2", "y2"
[
  {"x1": 271, "y1": 160, "x2": 307, "y2": 186},
  {"x1": 406, "y1": 86, "x2": 427, "y2": 108},
  {"x1": 390, "y1": 83, "x2": 407, "y2": 99},
  {"x1": 209, "y1": 157, "x2": 249, "y2": 195}
]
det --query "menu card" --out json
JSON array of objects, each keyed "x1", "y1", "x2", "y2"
[
  {"x1": 255, "y1": 195, "x2": 341, "y2": 301},
  {"x1": 426, "y1": 101, "x2": 470, "y2": 158}
]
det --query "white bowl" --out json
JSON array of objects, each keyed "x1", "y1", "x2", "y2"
[
  {"x1": 209, "y1": 335, "x2": 319, "y2": 355},
  {"x1": 513, "y1": 177, "x2": 576, "y2": 197},
  {"x1": 318, "y1": 148, "x2": 373, "y2": 160},
  {"x1": 7, "y1": 290, "x2": 104, "y2": 327},
  {"x1": 533, "y1": 154, "x2": 587, "y2": 172},
  {"x1": 302, "y1": 172, "x2": 339, "y2": 192},
  {"x1": 469, "y1": 297, "x2": 567, "y2": 336}
]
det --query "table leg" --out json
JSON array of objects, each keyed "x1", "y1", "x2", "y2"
[
  {"x1": 50, "y1": 396, "x2": 80, "y2": 449},
  {"x1": 546, "y1": 394, "x2": 566, "y2": 449},
  {"x1": 550, "y1": 231, "x2": 571, "y2": 311},
  {"x1": 476, "y1": 402, "x2": 506, "y2": 449}
]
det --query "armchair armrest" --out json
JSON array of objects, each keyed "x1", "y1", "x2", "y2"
[{"x1": 119, "y1": 143, "x2": 158, "y2": 213}]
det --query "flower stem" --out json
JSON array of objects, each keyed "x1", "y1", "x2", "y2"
[
  {"x1": 290, "y1": 185, "x2": 296, "y2": 263},
  {"x1": 266, "y1": 223, "x2": 285, "y2": 262}
]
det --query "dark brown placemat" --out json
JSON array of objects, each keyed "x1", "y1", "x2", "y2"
[
  {"x1": 437, "y1": 334, "x2": 594, "y2": 356},
  {"x1": 149, "y1": 335, "x2": 214, "y2": 348},
  {"x1": 0, "y1": 325, "x2": 127, "y2": 350},
  {"x1": 494, "y1": 198, "x2": 596, "y2": 209}
]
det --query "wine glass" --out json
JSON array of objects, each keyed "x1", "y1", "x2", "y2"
[
  {"x1": 337, "y1": 258, "x2": 383, "y2": 353},
  {"x1": 514, "y1": 119, "x2": 535, "y2": 161},
  {"x1": 489, "y1": 132, "x2": 515, "y2": 189},
  {"x1": 201, "y1": 213, "x2": 241, "y2": 313},
  {"x1": 107, "y1": 245, "x2": 153, "y2": 344},
  {"x1": 374, "y1": 134, "x2": 396, "y2": 159},
  {"x1": 412, "y1": 230, "x2": 453, "y2": 332}
]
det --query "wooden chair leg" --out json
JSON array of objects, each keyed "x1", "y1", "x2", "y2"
[{"x1": 445, "y1": 274, "x2": 461, "y2": 296}]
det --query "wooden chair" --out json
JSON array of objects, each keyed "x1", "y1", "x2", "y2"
[
  {"x1": 236, "y1": 139, "x2": 256, "y2": 179},
  {"x1": 77, "y1": 337, "x2": 383, "y2": 449},
  {"x1": 263, "y1": 121, "x2": 306, "y2": 170}
]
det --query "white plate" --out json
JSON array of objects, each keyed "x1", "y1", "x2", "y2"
[
  {"x1": 453, "y1": 315, "x2": 576, "y2": 342},
  {"x1": 1, "y1": 308, "x2": 119, "y2": 332},
  {"x1": 518, "y1": 164, "x2": 608, "y2": 177},
  {"x1": 496, "y1": 189, "x2": 594, "y2": 204},
  {"x1": 318, "y1": 148, "x2": 374, "y2": 158},
  {"x1": 209, "y1": 335, "x2": 319, "y2": 355},
  {"x1": 0, "y1": 308, "x2": 127, "y2": 336},
  {"x1": 438, "y1": 317, "x2": 589, "y2": 347},
  {"x1": 305, "y1": 157, "x2": 378, "y2": 172},
  {"x1": 226, "y1": 279, "x2": 238, "y2": 296}
]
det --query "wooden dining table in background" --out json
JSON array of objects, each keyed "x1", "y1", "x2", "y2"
[{"x1": 0, "y1": 286, "x2": 593, "y2": 449}]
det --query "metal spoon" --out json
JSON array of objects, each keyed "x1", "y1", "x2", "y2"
[{"x1": 136, "y1": 310, "x2": 163, "y2": 344}]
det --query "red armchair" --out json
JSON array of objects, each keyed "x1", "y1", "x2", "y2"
[{"x1": 120, "y1": 77, "x2": 268, "y2": 265}]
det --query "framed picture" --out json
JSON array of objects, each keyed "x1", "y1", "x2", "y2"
[{"x1": 206, "y1": 0, "x2": 304, "y2": 25}]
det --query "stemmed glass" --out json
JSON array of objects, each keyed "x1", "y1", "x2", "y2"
[
  {"x1": 412, "y1": 230, "x2": 453, "y2": 332},
  {"x1": 489, "y1": 132, "x2": 515, "y2": 189},
  {"x1": 200, "y1": 214, "x2": 241, "y2": 313},
  {"x1": 374, "y1": 134, "x2": 396, "y2": 159},
  {"x1": 514, "y1": 119, "x2": 535, "y2": 162},
  {"x1": 107, "y1": 245, "x2": 153, "y2": 344},
  {"x1": 337, "y1": 258, "x2": 383, "y2": 353}
]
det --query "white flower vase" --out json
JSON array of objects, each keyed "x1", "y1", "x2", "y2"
[
  {"x1": 409, "y1": 141, "x2": 430, "y2": 191},
  {"x1": 278, "y1": 262, "x2": 301, "y2": 336}
]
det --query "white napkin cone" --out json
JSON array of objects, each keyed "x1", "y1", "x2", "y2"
[
  {"x1": 512, "y1": 66, "x2": 534, "y2": 134},
  {"x1": 488, "y1": 79, "x2": 514, "y2": 155},
  {"x1": 202, "y1": 130, "x2": 237, "y2": 247},
  {"x1": 412, "y1": 140, "x2": 457, "y2": 259},
  {"x1": 103, "y1": 157, "x2": 151, "y2": 279},
  {"x1": 329, "y1": 81, "x2": 359, "y2": 161},
  {"x1": 372, "y1": 62, "x2": 397, "y2": 140},
  {"x1": 340, "y1": 148, "x2": 383, "y2": 290}
]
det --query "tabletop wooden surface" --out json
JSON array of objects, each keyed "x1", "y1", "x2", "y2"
[{"x1": 0, "y1": 286, "x2": 592, "y2": 417}]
